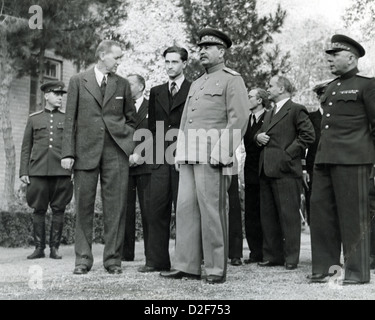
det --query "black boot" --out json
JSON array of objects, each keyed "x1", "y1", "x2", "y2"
[
  {"x1": 49, "y1": 217, "x2": 64, "y2": 259},
  {"x1": 27, "y1": 218, "x2": 46, "y2": 259}
]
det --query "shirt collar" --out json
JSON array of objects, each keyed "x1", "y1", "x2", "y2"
[
  {"x1": 275, "y1": 98, "x2": 290, "y2": 112},
  {"x1": 134, "y1": 96, "x2": 144, "y2": 112},
  {"x1": 94, "y1": 65, "x2": 108, "y2": 86},
  {"x1": 206, "y1": 62, "x2": 225, "y2": 74},
  {"x1": 169, "y1": 75, "x2": 185, "y2": 91},
  {"x1": 251, "y1": 108, "x2": 265, "y2": 121}
]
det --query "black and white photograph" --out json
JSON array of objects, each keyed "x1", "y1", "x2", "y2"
[{"x1": 1, "y1": 0, "x2": 375, "y2": 306}]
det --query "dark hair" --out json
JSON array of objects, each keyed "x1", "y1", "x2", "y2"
[
  {"x1": 254, "y1": 88, "x2": 271, "y2": 110},
  {"x1": 127, "y1": 74, "x2": 146, "y2": 91},
  {"x1": 276, "y1": 76, "x2": 294, "y2": 94},
  {"x1": 95, "y1": 40, "x2": 121, "y2": 60},
  {"x1": 162, "y1": 46, "x2": 188, "y2": 62}
]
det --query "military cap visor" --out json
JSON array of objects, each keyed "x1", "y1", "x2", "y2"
[
  {"x1": 40, "y1": 81, "x2": 67, "y2": 94},
  {"x1": 325, "y1": 34, "x2": 365, "y2": 57},
  {"x1": 197, "y1": 28, "x2": 232, "y2": 48}
]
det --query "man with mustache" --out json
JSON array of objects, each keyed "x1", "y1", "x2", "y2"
[{"x1": 160, "y1": 28, "x2": 249, "y2": 284}]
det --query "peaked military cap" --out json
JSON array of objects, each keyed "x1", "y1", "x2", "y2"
[
  {"x1": 197, "y1": 28, "x2": 232, "y2": 48},
  {"x1": 40, "y1": 80, "x2": 67, "y2": 93},
  {"x1": 325, "y1": 34, "x2": 365, "y2": 57}
]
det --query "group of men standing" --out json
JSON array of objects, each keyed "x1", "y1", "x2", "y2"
[{"x1": 20, "y1": 27, "x2": 375, "y2": 286}]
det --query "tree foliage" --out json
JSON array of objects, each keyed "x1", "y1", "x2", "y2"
[{"x1": 178, "y1": 0, "x2": 291, "y2": 88}]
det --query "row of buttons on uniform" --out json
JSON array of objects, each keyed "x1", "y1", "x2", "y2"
[{"x1": 323, "y1": 82, "x2": 341, "y2": 130}]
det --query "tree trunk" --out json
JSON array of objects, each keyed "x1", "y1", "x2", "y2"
[{"x1": 0, "y1": 29, "x2": 16, "y2": 210}]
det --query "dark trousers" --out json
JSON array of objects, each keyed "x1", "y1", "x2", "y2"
[
  {"x1": 369, "y1": 178, "x2": 375, "y2": 264},
  {"x1": 145, "y1": 163, "x2": 179, "y2": 269},
  {"x1": 74, "y1": 132, "x2": 129, "y2": 270},
  {"x1": 244, "y1": 182, "x2": 263, "y2": 261},
  {"x1": 228, "y1": 175, "x2": 243, "y2": 259},
  {"x1": 27, "y1": 176, "x2": 73, "y2": 214},
  {"x1": 122, "y1": 173, "x2": 150, "y2": 261},
  {"x1": 260, "y1": 174, "x2": 302, "y2": 265},
  {"x1": 310, "y1": 164, "x2": 371, "y2": 282}
]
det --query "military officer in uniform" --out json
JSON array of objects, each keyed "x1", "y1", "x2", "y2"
[
  {"x1": 160, "y1": 28, "x2": 249, "y2": 284},
  {"x1": 20, "y1": 81, "x2": 73, "y2": 260},
  {"x1": 308, "y1": 35, "x2": 375, "y2": 285}
]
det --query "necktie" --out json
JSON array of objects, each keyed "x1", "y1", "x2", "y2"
[
  {"x1": 170, "y1": 82, "x2": 177, "y2": 97},
  {"x1": 251, "y1": 114, "x2": 256, "y2": 127},
  {"x1": 100, "y1": 75, "x2": 107, "y2": 97}
]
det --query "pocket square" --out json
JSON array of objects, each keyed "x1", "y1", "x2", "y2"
[
  {"x1": 146, "y1": 114, "x2": 148, "y2": 118},
  {"x1": 115, "y1": 96, "x2": 124, "y2": 100}
]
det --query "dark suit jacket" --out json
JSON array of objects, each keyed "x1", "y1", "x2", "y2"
[
  {"x1": 257, "y1": 99, "x2": 315, "y2": 178},
  {"x1": 61, "y1": 68, "x2": 136, "y2": 170},
  {"x1": 244, "y1": 112, "x2": 266, "y2": 185},
  {"x1": 305, "y1": 109, "x2": 322, "y2": 174},
  {"x1": 131, "y1": 98, "x2": 151, "y2": 176},
  {"x1": 148, "y1": 79, "x2": 191, "y2": 168}
]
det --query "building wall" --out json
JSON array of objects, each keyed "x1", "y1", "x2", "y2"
[{"x1": 0, "y1": 53, "x2": 78, "y2": 209}]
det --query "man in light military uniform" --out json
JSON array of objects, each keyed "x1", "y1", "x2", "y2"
[
  {"x1": 308, "y1": 35, "x2": 375, "y2": 285},
  {"x1": 160, "y1": 28, "x2": 249, "y2": 284},
  {"x1": 20, "y1": 81, "x2": 73, "y2": 260}
]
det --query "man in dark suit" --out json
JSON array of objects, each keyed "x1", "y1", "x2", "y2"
[
  {"x1": 20, "y1": 81, "x2": 73, "y2": 260},
  {"x1": 138, "y1": 46, "x2": 191, "y2": 273},
  {"x1": 256, "y1": 76, "x2": 315, "y2": 270},
  {"x1": 308, "y1": 35, "x2": 375, "y2": 285},
  {"x1": 61, "y1": 40, "x2": 136, "y2": 275},
  {"x1": 121, "y1": 74, "x2": 150, "y2": 262},
  {"x1": 243, "y1": 88, "x2": 270, "y2": 264}
]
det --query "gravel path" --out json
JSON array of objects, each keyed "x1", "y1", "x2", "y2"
[{"x1": 1, "y1": 227, "x2": 375, "y2": 300}]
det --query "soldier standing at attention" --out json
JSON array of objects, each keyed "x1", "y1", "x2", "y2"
[
  {"x1": 20, "y1": 81, "x2": 73, "y2": 260},
  {"x1": 308, "y1": 35, "x2": 375, "y2": 285}
]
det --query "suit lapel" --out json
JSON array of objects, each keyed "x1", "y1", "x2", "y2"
[
  {"x1": 171, "y1": 79, "x2": 189, "y2": 111},
  {"x1": 156, "y1": 83, "x2": 170, "y2": 115},
  {"x1": 134, "y1": 99, "x2": 148, "y2": 128},
  {"x1": 103, "y1": 73, "x2": 118, "y2": 107},
  {"x1": 266, "y1": 100, "x2": 291, "y2": 132},
  {"x1": 84, "y1": 68, "x2": 103, "y2": 107}
]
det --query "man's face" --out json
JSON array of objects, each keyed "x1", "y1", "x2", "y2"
[
  {"x1": 327, "y1": 50, "x2": 352, "y2": 76},
  {"x1": 267, "y1": 77, "x2": 281, "y2": 102},
  {"x1": 127, "y1": 76, "x2": 143, "y2": 99},
  {"x1": 248, "y1": 89, "x2": 260, "y2": 111},
  {"x1": 45, "y1": 92, "x2": 63, "y2": 108},
  {"x1": 101, "y1": 45, "x2": 123, "y2": 73},
  {"x1": 164, "y1": 52, "x2": 186, "y2": 80},
  {"x1": 199, "y1": 45, "x2": 223, "y2": 68}
]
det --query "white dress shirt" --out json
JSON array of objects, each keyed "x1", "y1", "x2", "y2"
[
  {"x1": 274, "y1": 98, "x2": 290, "y2": 114},
  {"x1": 168, "y1": 75, "x2": 185, "y2": 93}
]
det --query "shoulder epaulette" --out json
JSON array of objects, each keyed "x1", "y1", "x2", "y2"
[
  {"x1": 357, "y1": 73, "x2": 374, "y2": 79},
  {"x1": 29, "y1": 110, "x2": 43, "y2": 117},
  {"x1": 223, "y1": 67, "x2": 241, "y2": 76}
]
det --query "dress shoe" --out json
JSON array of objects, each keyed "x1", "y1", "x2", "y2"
[
  {"x1": 285, "y1": 263, "x2": 297, "y2": 270},
  {"x1": 73, "y1": 265, "x2": 89, "y2": 275},
  {"x1": 27, "y1": 248, "x2": 45, "y2": 260},
  {"x1": 160, "y1": 269, "x2": 201, "y2": 280},
  {"x1": 138, "y1": 265, "x2": 169, "y2": 273},
  {"x1": 50, "y1": 247, "x2": 62, "y2": 259},
  {"x1": 258, "y1": 261, "x2": 283, "y2": 267},
  {"x1": 122, "y1": 257, "x2": 134, "y2": 262},
  {"x1": 307, "y1": 273, "x2": 329, "y2": 283},
  {"x1": 340, "y1": 279, "x2": 366, "y2": 286},
  {"x1": 106, "y1": 265, "x2": 122, "y2": 274},
  {"x1": 230, "y1": 258, "x2": 242, "y2": 266},
  {"x1": 206, "y1": 275, "x2": 226, "y2": 284},
  {"x1": 244, "y1": 257, "x2": 262, "y2": 264}
]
